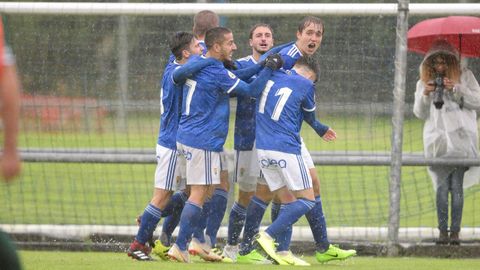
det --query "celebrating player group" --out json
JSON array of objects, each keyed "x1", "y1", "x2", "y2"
[{"x1": 127, "y1": 10, "x2": 357, "y2": 265}]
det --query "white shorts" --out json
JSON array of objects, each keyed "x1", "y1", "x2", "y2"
[
  {"x1": 234, "y1": 150, "x2": 258, "y2": 192},
  {"x1": 300, "y1": 138, "x2": 315, "y2": 169},
  {"x1": 257, "y1": 149, "x2": 312, "y2": 192},
  {"x1": 154, "y1": 144, "x2": 186, "y2": 191},
  {"x1": 248, "y1": 144, "x2": 268, "y2": 186},
  {"x1": 177, "y1": 143, "x2": 221, "y2": 186}
]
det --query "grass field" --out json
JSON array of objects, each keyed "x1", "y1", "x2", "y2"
[
  {"x1": 1, "y1": 114, "x2": 479, "y2": 228},
  {"x1": 19, "y1": 251, "x2": 480, "y2": 270}
]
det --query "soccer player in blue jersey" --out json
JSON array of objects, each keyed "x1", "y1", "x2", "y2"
[
  {"x1": 166, "y1": 26, "x2": 283, "y2": 263},
  {"x1": 221, "y1": 23, "x2": 275, "y2": 261},
  {"x1": 127, "y1": 32, "x2": 217, "y2": 261},
  {"x1": 279, "y1": 16, "x2": 324, "y2": 70},
  {"x1": 167, "y1": 10, "x2": 218, "y2": 64},
  {"x1": 252, "y1": 56, "x2": 337, "y2": 265},
  {"x1": 160, "y1": 9, "x2": 220, "y2": 248}
]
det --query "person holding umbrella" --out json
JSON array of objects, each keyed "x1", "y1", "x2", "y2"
[{"x1": 413, "y1": 39, "x2": 480, "y2": 245}]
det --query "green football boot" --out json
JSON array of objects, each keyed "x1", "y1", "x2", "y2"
[
  {"x1": 236, "y1": 249, "x2": 271, "y2": 264},
  {"x1": 152, "y1": 240, "x2": 170, "y2": 261},
  {"x1": 315, "y1": 244, "x2": 356, "y2": 263},
  {"x1": 276, "y1": 250, "x2": 311, "y2": 266},
  {"x1": 254, "y1": 232, "x2": 288, "y2": 265}
]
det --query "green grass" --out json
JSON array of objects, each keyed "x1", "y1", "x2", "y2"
[
  {"x1": 19, "y1": 251, "x2": 480, "y2": 270},
  {"x1": 18, "y1": 114, "x2": 425, "y2": 151},
  {"x1": 1, "y1": 114, "x2": 479, "y2": 227}
]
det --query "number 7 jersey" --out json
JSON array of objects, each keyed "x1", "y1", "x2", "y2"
[
  {"x1": 177, "y1": 57, "x2": 240, "y2": 152},
  {"x1": 255, "y1": 69, "x2": 316, "y2": 155}
]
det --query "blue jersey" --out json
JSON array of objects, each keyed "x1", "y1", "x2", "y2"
[
  {"x1": 255, "y1": 70, "x2": 316, "y2": 155},
  {"x1": 278, "y1": 43, "x2": 303, "y2": 70},
  {"x1": 168, "y1": 40, "x2": 207, "y2": 63},
  {"x1": 233, "y1": 55, "x2": 258, "y2": 151},
  {"x1": 177, "y1": 57, "x2": 241, "y2": 152},
  {"x1": 157, "y1": 61, "x2": 183, "y2": 149}
]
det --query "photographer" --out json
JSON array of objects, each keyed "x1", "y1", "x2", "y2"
[{"x1": 413, "y1": 40, "x2": 480, "y2": 245}]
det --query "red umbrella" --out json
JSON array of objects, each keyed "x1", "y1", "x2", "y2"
[{"x1": 407, "y1": 16, "x2": 480, "y2": 58}]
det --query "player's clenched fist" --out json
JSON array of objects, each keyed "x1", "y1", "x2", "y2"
[{"x1": 264, "y1": 53, "x2": 284, "y2": 70}]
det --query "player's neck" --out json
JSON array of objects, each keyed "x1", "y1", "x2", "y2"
[
  {"x1": 205, "y1": 51, "x2": 222, "y2": 61},
  {"x1": 252, "y1": 51, "x2": 262, "y2": 62},
  {"x1": 294, "y1": 41, "x2": 306, "y2": 55},
  {"x1": 177, "y1": 57, "x2": 188, "y2": 65}
]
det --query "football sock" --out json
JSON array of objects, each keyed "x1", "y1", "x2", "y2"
[
  {"x1": 271, "y1": 201, "x2": 281, "y2": 222},
  {"x1": 306, "y1": 196, "x2": 330, "y2": 252},
  {"x1": 192, "y1": 198, "x2": 209, "y2": 243},
  {"x1": 275, "y1": 204, "x2": 292, "y2": 252},
  {"x1": 239, "y1": 196, "x2": 268, "y2": 255},
  {"x1": 135, "y1": 203, "x2": 162, "y2": 244},
  {"x1": 161, "y1": 191, "x2": 187, "y2": 241},
  {"x1": 265, "y1": 199, "x2": 315, "y2": 240},
  {"x1": 176, "y1": 201, "x2": 202, "y2": 251},
  {"x1": 205, "y1": 188, "x2": 228, "y2": 247},
  {"x1": 227, "y1": 202, "x2": 247, "y2": 245}
]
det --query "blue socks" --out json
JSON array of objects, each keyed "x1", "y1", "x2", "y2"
[
  {"x1": 265, "y1": 198, "x2": 315, "y2": 241},
  {"x1": 306, "y1": 196, "x2": 330, "y2": 252},
  {"x1": 162, "y1": 191, "x2": 187, "y2": 216},
  {"x1": 271, "y1": 202, "x2": 281, "y2": 222},
  {"x1": 227, "y1": 202, "x2": 247, "y2": 245},
  {"x1": 205, "y1": 188, "x2": 228, "y2": 247},
  {"x1": 192, "y1": 198, "x2": 209, "y2": 243},
  {"x1": 239, "y1": 196, "x2": 268, "y2": 255},
  {"x1": 273, "y1": 204, "x2": 292, "y2": 252},
  {"x1": 161, "y1": 191, "x2": 187, "y2": 243},
  {"x1": 175, "y1": 201, "x2": 202, "y2": 251},
  {"x1": 136, "y1": 203, "x2": 162, "y2": 244}
]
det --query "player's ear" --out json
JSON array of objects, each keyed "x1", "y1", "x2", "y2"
[
  {"x1": 248, "y1": 39, "x2": 253, "y2": 48},
  {"x1": 296, "y1": 30, "x2": 302, "y2": 40},
  {"x1": 213, "y1": 42, "x2": 221, "y2": 53},
  {"x1": 182, "y1": 49, "x2": 190, "y2": 60}
]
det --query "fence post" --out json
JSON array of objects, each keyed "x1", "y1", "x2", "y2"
[{"x1": 388, "y1": 0, "x2": 409, "y2": 256}]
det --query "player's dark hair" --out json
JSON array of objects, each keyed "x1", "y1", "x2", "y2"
[
  {"x1": 249, "y1": 23, "x2": 274, "y2": 39},
  {"x1": 295, "y1": 56, "x2": 320, "y2": 82},
  {"x1": 193, "y1": 10, "x2": 220, "y2": 38},
  {"x1": 205, "y1": 27, "x2": 232, "y2": 50},
  {"x1": 170, "y1": 31, "x2": 195, "y2": 61},
  {"x1": 297, "y1": 16, "x2": 324, "y2": 35}
]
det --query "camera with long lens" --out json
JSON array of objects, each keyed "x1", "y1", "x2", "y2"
[{"x1": 432, "y1": 74, "x2": 444, "y2": 109}]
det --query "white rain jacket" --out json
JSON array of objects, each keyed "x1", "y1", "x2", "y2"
[{"x1": 413, "y1": 46, "x2": 480, "y2": 190}]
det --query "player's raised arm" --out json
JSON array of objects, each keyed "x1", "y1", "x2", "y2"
[
  {"x1": 172, "y1": 55, "x2": 216, "y2": 84},
  {"x1": 258, "y1": 41, "x2": 295, "y2": 63},
  {"x1": 230, "y1": 62, "x2": 262, "y2": 81}
]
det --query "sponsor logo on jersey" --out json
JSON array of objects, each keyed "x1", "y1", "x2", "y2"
[{"x1": 260, "y1": 158, "x2": 287, "y2": 169}]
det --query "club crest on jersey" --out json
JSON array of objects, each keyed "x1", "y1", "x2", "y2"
[
  {"x1": 214, "y1": 168, "x2": 218, "y2": 175},
  {"x1": 240, "y1": 168, "x2": 245, "y2": 176},
  {"x1": 260, "y1": 158, "x2": 287, "y2": 169},
  {"x1": 227, "y1": 70, "x2": 236, "y2": 79},
  {"x1": 179, "y1": 150, "x2": 192, "y2": 160}
]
